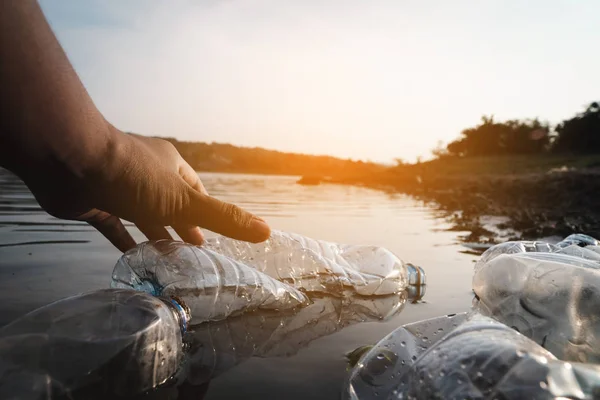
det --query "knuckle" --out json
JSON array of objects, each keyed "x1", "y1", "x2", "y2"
[
  {"x1": 148, "y1": 137, "x2": 178, "y2": 155},
  {"x1": 88, "y1": 213, "x2": 118, "y2": 228},
  {"x1": 160, "y1": 139, "x2": 178, "y2": 153},
  {"x1": 221, "y1": 202, "x2": 251, "y2": 227}
]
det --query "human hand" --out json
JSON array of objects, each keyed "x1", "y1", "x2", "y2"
[
  {"x1": 0, "y1": 0, "x2": 270, "y2": 252},
  {"x1": 19, "y1": 128, "x2": 271, "y2": 252}
]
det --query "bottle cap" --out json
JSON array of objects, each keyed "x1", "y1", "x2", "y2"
[
  {"x1": 160, "y1": 296, "x2": 191, "y2": 335},
  {"x1": 405, "y1": 263, "x2": 426, "y2": 301},
  {"x1": 405, "y1": 263, "x2": 426, "y2": 286},
  {"x1": 405, "y1": 284, "x2": 426, "y2": 301}
]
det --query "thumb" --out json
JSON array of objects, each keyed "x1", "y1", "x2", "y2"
[{"x1": 182, "y1": 188, "x2": 271, "y2": 243}]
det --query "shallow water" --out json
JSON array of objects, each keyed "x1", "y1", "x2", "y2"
[{"x1": 0, "y1": 170, "x2": 479, "y2": 399}]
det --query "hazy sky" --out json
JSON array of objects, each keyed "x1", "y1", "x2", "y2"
[{"x1": 39, "y1": 0, "x2": 599, "y2": 163}]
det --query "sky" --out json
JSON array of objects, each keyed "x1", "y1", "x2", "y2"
[{"x1": 39, "y1": 0, "x2": 599, "y2": 163}]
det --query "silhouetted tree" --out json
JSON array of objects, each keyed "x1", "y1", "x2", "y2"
[
  {"x1": 445, "y1": 115, "x2": 550, "y2": 157},
  {"x1": 552, "y1": 102, "x2": 600, "y2": 154},
  {"x1": 431, "y1": 140, "x2": 450, "y2": 158}
]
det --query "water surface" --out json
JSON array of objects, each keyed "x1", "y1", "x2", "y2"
[{"x1": 0, "y1": 170, "x2": 479, "y2": 399}]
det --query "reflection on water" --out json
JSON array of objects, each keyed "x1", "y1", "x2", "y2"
[
  {"x1": 0, "y1": 169, "x2": 479, "y2": 399},
  {"x1": 181, "y1": 291, "x2": 412, "y2": 387}
]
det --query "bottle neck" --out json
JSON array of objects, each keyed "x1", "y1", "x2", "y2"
[
  {"x1": 405, "y1": 263, "x2": 426, "y2": 301},
  {"x1": 159, "y1": 296, "x2": 191, "y2": 335},
  {"x1": 406, "y1": 263, "x2": 426, "y2": 286}
]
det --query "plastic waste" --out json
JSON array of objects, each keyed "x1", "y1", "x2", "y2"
[
  {"x1": 345, "y1": 312, "x2": 600, "y2": 400},
  {"x1": 202, "y1": 230, "x2": 426, "y2": 296},
  {"x1": 112, "y1": 231, "x2": 426, "y2": 323},
  {"x1": 180, "y1": 289, "x2": 417, "y2": 386},
  {"x1": 111, "y1": 239, "x2": 310, "y2": 323},
  {"x1": 0, "y1": 289, "x2": 189, "y2": 398},
  {"x1": 474, "y1": 233, "x2": 600, "y2": 270},
  {"x1": 555, "y1": 233, "x2": 599, "y2": 248},
  {"x1": 473, "y1": 233, "x2": 600, "y2": 362}
]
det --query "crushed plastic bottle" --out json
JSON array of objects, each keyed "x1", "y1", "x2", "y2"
[
  {"x1": 202, "y1": 230, "x2": 426, "y2": 296},
  {"x1": 112, "y1": 239, "x2": 310, "y2": 323},
  {"x1": 345, "y1": 312, "x2": 600, "y2": 400},
  {"x1": 112, "y1": 231, "x2": 426, "y2": 322},
  {"x1": 555, "y1": 233, "x2": 599, "y2": 248},
  {"x1": 473, "y1": 233, "x2": 600, "y2": 362},
  {"x1": 0, "y1": 289, "x2": 189, "y2": 398},
  {"x1": 474, "y1": 240, "x2": 558, "y2": 268},
  {"x1": 180, "y1": 289, "x2": 418, "y2": 386},
  {"x1": 474, "y1": 233, "x2": 600, "y2": 270}
]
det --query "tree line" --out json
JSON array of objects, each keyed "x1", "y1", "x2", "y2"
[
  {"x1": 442, "y1": 102, "x2": 600, "y2": 157},
  {"x1": 158, "y1": 139, "x2": 385, "y2": 178},
  {"x1": 143, "y1": 100, "x2": 599, "y2": 177}
]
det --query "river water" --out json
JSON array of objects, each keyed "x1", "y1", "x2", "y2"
[{"x1": 0, "y1": 170, "x2": 479, "y2": 399}]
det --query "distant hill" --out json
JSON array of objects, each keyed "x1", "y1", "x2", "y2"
[{"x1": 156, "y1": 137, "x2": 385, "y2": 178}]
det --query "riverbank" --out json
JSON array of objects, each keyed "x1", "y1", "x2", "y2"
[{"x1": 327, "y1": 154, "x2": 600, "y2": 245}]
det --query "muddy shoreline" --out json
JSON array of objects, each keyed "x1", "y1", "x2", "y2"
[{"x1": 328, "y1": 168, "x2": 600, "y2": 245}]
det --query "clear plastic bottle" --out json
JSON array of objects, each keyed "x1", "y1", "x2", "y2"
[
  {"x1": 0, "y1": 289, "x2": 189, "y2": 398},
  {"x1": 203, "y1": 230, "x2": 425, "y2": 296},
  {"x1": 111, "y1": 239, "x2": 310, "y2": 323},
  {"x1": 472, "y1": 233, "x2": 600, "y2": 362},
  {"x1": 474, "y1": 233, "x2": 600, "y2": 270},
  {"x1": 474, "y1": 240, "x2": 558, "y2": 270},
  {"x1": 555, "y1": 233, "x2": 599, "y2": 248},
  {"x1": 345, "y1": 312, "x2": 600, "y2": 400},
  {"x1": 111, "y1": 231, "x2": 426, "y2": 323}
]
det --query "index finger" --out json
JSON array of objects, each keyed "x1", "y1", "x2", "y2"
[{"x1": 180, "y1": 188, "x2": 271, "y2": 243}]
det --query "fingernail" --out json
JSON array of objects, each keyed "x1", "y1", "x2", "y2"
[
  {"x1": 249, "y1": 216, "x2": 271, "y2": 241},
  {"x1": 194, "y1": 230, "x2": 205, "y2": 246}
]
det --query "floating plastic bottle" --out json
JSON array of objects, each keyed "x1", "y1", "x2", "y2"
[
  {"x1": 474, "y1": 233, "x2": 600, "y2": 270},
  {"x1": 345, "y1": 312, "x2": 600, "y2": 400},
  {"x1": 473, "y1": 233, "x2": 600, "y2": 362},
  {"x1": 555, "y1": 233, "x2": 599, "y2": 248},
  {"x1": 112, "y1": 231, "x2": 426, "y2": 323},
  {"x1": 0, "y1": 289, "x2": 189, "y2": 398},
  {"x1": 111, "y1": 239, "x2": 310, "y2": 323},
  {"x1": 202, "y1": 230, "x2": 426, "y2": 296}
]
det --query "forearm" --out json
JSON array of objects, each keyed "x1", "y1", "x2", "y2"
[{"x1": 0, "y1": 0, "x2": 114, "y2": 180}]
